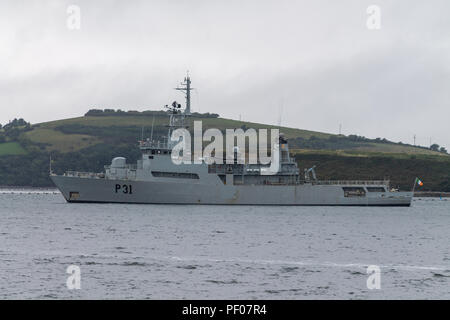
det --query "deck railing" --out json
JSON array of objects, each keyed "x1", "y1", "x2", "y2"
[
  {"x1": 64, "y1": 171, "x2": 105, "y2": 179},
  {"x1": 104, "y1": 164, "x2": 137, "y2": 170}
]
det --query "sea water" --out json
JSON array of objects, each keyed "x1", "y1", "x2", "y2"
[{"x1": 0, "y1": 192, "x2": 448, "y2": 299}]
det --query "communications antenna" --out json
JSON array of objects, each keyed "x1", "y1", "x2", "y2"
[{"x1": 175, "y1": 72, "x2": 194, "y2": 115}]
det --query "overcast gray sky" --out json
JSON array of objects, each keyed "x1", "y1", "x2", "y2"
[{"x1": 1, "y1": 0, "x2": 449, "y2": 148}]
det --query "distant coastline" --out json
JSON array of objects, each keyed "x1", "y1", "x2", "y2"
[
  {"x1": 0, "y1": 187, "x2": 59, "y2": 194},
  {"x1": 413, "y1": 191, "x2": 450, "y2": 198}
]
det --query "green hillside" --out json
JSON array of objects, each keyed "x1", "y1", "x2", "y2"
[
  {"x1": 24, "y1": 114, "x2": 331, "y2": 152},
  {"x1": 0, "y1": 110, "x2": 449, "y2": 190},
  {"x1": 21, "y1": 110, "x2": 447, "y2": 155}
]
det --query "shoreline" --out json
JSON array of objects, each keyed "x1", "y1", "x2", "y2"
[{"x1": 413, "y1": 191, "x2": 450, "y2": 198}]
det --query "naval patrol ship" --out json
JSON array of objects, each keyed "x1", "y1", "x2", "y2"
[{"x1": 51, "y1": 76, "x2": 412, "y2": 206}]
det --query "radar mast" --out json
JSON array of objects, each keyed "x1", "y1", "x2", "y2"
[{"x1": 175, "y1": 72, "x2": 194, "y2": 115}]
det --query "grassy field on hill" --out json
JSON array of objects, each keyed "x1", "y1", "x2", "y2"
[
  {"x1": 23, "y1": 128, "x2": 101, "y2": 152},
  {"x1": 0, "y1": 142, "x2": 27, "y2": 156},
  {"x1": 30, "y1": 114, "x2": 332, "y2": 151}
]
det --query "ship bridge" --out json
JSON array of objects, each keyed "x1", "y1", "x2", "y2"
[{"x1": 139, "y1": 139, "x2": 173, "y2": 156}]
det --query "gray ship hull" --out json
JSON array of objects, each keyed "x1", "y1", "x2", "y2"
[{"x1": 51, "y1": 175, "x2": 412, "y2": 206}]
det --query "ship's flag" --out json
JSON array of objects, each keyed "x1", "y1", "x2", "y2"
[{"x1": 415, "y1": 177, "x2": 424, "y2": 186}]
